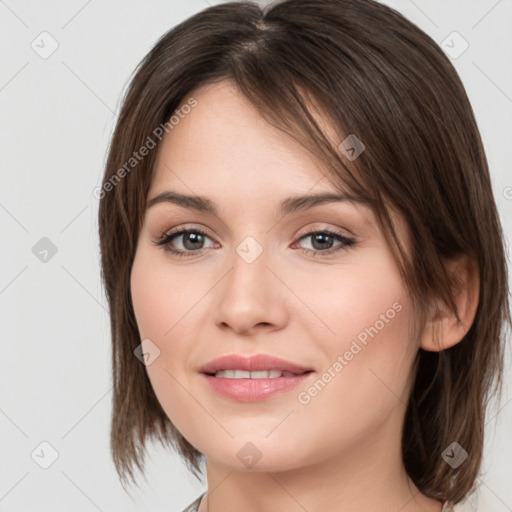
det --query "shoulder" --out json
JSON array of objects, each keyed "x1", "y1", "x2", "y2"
[{"x1": 181, "y1": 493, "x2": 205, "y2": 512}]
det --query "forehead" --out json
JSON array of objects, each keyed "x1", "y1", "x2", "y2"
[{"x1": 150, "y1": 80, "x2": 330, "y2": 193}]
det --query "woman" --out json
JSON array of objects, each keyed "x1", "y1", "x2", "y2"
[{"x1": 97, "y1": 0, "x2": 510, "y2": 510}]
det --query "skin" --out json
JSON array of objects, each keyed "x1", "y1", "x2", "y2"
[{"x1": 130, "y1": 80, "x2": 479, "y2": 512}]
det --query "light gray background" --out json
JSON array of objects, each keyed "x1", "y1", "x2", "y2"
[{"x1": 1, "y1": 0, "x2": 511, "y2": 510}]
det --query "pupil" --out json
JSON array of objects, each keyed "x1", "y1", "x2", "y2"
[
  {"x1": 184, "y1": 232, "x2": 203, "y2": 250},
  {"x1": 312, "y1": 233, "x2": 333, "y2": 250}
]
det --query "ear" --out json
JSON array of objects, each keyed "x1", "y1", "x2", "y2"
[{"x1": 420, "y1": 254, "x2": 480, "y2": 352}]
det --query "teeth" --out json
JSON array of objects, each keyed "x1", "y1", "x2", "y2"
[{"x1": 214, "y1": 369, "x2": 298, "y2": 379}]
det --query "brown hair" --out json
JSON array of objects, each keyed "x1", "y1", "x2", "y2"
[{"x1": 97, "y1": 0, "x2": 511, "y2": 503}]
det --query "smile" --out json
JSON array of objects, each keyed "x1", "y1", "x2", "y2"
[
  {"x1": 211, "y1": 369, "x2": 304, "y2": 378},
  {"x1": 202, "y1": 372, "x2": 314, "y2": 401}
]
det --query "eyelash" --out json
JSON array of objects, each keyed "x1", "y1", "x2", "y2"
[{"x1": 153, "y1": 226, "x2": 357, "y2": 259}]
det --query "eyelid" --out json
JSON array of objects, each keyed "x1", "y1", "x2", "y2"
[
  {"x1": 153, "y1": 222, "x2": 358, "y2": 258},
  {"x1": 155, "y1": 222, "x2": 353, "y2": 243},
  {"x1": 156, "y1": 222, "x2": 215, "y2": 241},
  {"x1": 294, "y1": 223, "x2": 354, "y2": 240}
]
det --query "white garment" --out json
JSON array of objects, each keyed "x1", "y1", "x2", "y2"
[
  {"x1": 181, "y1": 493, "x2": 203, "y2": 512},
  {"x1": 183, "y1": 490, "x2": 481, "y2": 511}
]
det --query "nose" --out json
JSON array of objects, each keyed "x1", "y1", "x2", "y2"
[{"x1": 212, "y1": 244, "x2": 289, "y2": 336}]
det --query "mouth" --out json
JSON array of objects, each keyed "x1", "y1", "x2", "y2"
[
  {"x1": 201, "y1": 370, "x2": 314, "y2": 402},
  {"x1": 199, "y1": 353, "x2": 313, "y2": 375},
  {"x1": 205, "y1": 369, "x2": 313, "y2": 379},
  {"x1": 199, "y1": 354, "x2": 315, "y2": 402}
]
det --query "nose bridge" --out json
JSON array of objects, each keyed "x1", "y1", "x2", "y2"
[
  {"x1": 224, "y1": 236, "x2": 270, "y2": 305},
  {"x1": 213, "y1": 235, "x2": 287, "y2": 334}
]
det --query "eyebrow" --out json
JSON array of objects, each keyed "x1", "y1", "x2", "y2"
[{"x1": 146, "y1": 190, "x2": 367, "y2": 216}]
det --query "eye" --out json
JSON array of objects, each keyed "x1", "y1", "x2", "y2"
[
  {"x1": 154, "y1": 227, "x2": 216, "y2": 257},
  {"x1": 153, "y1": 226, "x2": 357, "y2": 259},
  {"x1": 294, "y1": 229, "x2": 357, "y2": 257}
]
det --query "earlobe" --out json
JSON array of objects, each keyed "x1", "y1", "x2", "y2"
[{"x1": 420, "y1": 254, "x2": 480, "y2": 352}]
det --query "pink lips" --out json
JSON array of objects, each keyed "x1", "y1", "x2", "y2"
[{"x1": 199, "y1": 354, "x2": 314, "y2": 402}]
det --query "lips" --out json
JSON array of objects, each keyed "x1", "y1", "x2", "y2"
[
  {"x1": 199, "y1": 354, "x2": 313, "y2": 375},
  {"x1": 199, "y1": 354, "x2": 315, "y2": 402}
]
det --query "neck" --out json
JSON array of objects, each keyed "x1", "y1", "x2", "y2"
[{"x1": 197, "y1": 411, "x2": 443, "y2": 512}]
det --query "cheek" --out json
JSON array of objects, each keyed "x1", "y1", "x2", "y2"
[
  {"x1": 130, "y1": 246, "x2": 210, "y2": 399},
  {"x1": 130, "y1": 249, "x2": 202, "y2": 434},
  {"x1": 130, "y1": 246, "x2": 203, "y2": 342},
  {"x1": 288, "y1": 250, "x2": 409, "y2": 348},
  {"x1": 293, "y1": 300, "x2": 416, "y2": 460},
  {"x1": 293, "y1": 254, "x2": 416, "y2": 412}
]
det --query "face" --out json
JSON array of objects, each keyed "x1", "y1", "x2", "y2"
[{"x1": 130, "y1": 79, "x2": 418, "y2": 473}]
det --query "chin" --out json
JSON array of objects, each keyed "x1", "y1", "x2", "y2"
[{"x1": 199, "y1": 437, "x2": 316, "y2": 474}]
